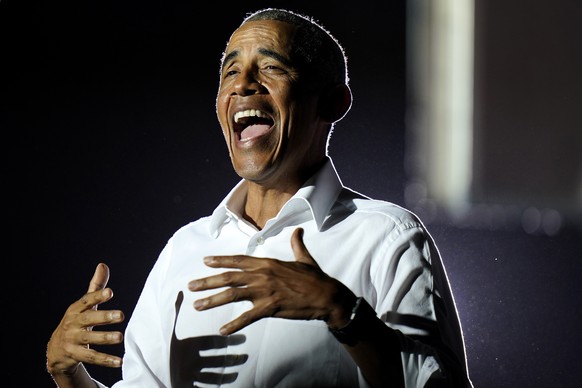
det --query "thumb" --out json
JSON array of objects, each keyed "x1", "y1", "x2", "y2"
[
  {"x1": 88, "y1": 262, "x2": 110, "y2": 293},
  {"x1": 291, "y1": 228, "x2": 320, "y2": 269}
]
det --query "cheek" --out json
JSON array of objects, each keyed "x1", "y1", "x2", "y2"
[
  {"x1": 216, "y1": 93, "x2": 226, "y2": 116},
  {"x1": 216, "y1": 96, "x2": 229, "y2": 134}
]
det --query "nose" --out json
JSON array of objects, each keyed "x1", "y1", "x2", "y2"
[{"x1": 233, "y1": 68, "x2": 263, "y2": 96}]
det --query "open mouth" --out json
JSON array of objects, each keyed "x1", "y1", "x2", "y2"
[{"x1": 233, "y1": 109, "x2": 274, "y2": 141}]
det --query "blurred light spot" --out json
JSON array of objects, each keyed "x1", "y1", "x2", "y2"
[{"x1": 521, "y1": 207, "x2": 541, "y2": 234}]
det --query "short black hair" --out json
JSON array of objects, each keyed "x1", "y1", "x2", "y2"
[{"x1": 239, "y1": 8, "x2": 349, "y2": 90}]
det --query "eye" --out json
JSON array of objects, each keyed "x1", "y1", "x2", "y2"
[
  {"x1": 221, "y1": 61, "x2": 241, "y2": 79},
  {"x1": 262, "y1": 65, "x2": 287, "y2": 75},
  {"x1": 224, "y1": 69, "x2": 239, "y2": 78}
]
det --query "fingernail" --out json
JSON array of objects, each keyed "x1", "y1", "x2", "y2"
[
  {"x1": 106, "y1": 332, "x2": 121, "y2": 341},
  {"x1": 194, "y1": 299, "x2": 207, "y2": 310}
]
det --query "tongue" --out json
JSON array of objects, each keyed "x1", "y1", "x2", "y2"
[{"x1": 241, "y1": 124, "x2": 272, "y2": 140}]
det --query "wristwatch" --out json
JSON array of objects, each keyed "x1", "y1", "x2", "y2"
[{"x1": 328, "y1": 296, "x2": 377, "y2": 346}]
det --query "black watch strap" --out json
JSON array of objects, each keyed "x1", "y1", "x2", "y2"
[{"x1": 328, "y1": 297, "x2": 377, "y2": 346}]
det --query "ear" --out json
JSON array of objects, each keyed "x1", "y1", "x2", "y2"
[{"x1": 319, "y1": 83, "x2": 353, "y2": 124}]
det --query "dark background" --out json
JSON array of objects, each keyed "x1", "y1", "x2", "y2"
[{"x1": 3, "y1": 1, "x2": 581, "y2": 387}]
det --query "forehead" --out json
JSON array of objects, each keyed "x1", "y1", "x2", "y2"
[{"x1": 225, "y1": 20, "x2": 297, "y2": 59}]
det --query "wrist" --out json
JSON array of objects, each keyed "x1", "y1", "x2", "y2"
[{"x1": 328, "y1": 297, "x2": 377, "y2": 346}]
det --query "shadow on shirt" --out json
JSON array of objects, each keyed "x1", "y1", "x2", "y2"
[{"x1": 170, "y1": 291, "x2": 249, "y2": 388}]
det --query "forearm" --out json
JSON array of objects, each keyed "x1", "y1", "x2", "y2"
[
  {"x1": 343, "y1": 319, "x2": 404, "y2": 388},
  {"x1": 321, "y1": 278, "x2": 405, "y2": 387},
  {"x1": 329, "y1": 298, "x2": 405, "y2": 388}
]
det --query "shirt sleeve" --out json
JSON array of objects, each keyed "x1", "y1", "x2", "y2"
[{"x1": 371, "y1": 223, "x2": 469, "y2": 387}]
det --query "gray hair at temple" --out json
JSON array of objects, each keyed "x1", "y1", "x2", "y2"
[{"x1": 238, "y1": 8, "x2": 350, "y2": 91}]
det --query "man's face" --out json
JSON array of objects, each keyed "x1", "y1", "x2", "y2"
[{"x1": 216, "y1": 20, "x2": 327, "y2": 187}]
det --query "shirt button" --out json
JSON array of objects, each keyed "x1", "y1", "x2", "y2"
[{"x1": 256, "y1": 236, "x2": 265, "y2": 245}]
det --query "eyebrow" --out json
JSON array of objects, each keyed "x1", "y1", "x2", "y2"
[
  {"x1": 257, "y1": 48, "x2": 291, "y2": 67},
  {"x1": 221, "y1": 48, "x2": 292, "y2": 72},
  {"x1": 221, "y1": 50, "x2": 239, "y2": 71}
]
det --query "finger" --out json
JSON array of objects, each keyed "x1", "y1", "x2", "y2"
[
  {"x1": 202, "y1": 254, "x2": 261, "y2": 270},
  {"x1": 70, "y1": 287, "x2": 114, "y2": 316},
  {"x1": 88, "y1": 263, "x2": 110, "y2": 293},
  {"x1": 193, "y1": 286, "x2": 253, "y2": 311},
  {"x1": 75, "y1": 325, "x2": 125, "y2": 346},
  {"x1": 81, "y1": 309, "x2": 125, "y2": 329},
  {"x1": 75, "y1": 346, "x2": 123, "y2": 368},
  {"x1": 87, "y1": 263, "x2": 113, "y2": 315},
  {"x1": 219, "y1": 309, "x2": 262, "y2": 336},
  {"x1": 291, "y1": 228, "x2": 320, "y2": 268},
  {"x1": 189, "y1": 271, "x2": 248, "y2": 292}
]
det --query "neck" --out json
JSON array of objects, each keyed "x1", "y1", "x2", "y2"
[
  {"x1": 242, "y1": 158, "x2": 326, "y2": 229},
  {"x1": 243, "y1": 183, "x2": 297, "y2": 230}
]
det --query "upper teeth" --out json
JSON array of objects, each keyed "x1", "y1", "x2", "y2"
[{"x1": 234, "y1": 109, "x2": 267, "y2": 123}]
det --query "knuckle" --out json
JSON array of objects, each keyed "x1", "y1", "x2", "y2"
[
  {"x1": 239, "y1": 311, "x2": 250, "y2": 323},
  {"x1": 61, "y1": 316, "x2": 74, "y2": 331},
  {"x1": 264, "y1": 298, "x2": 282, "y2": 316},
  {"x1": 79, "y1": 294, "x2": 91, "y2": 306},
  {"x1": 221, "y1": 271, "x2": 232, "y2": 283},
  {"x1": 225, "y1": 288, "x2": 239, "y2": 302},
  {"x1": 86, "y1": 350, "x2": 98, "y2": 363},
  {"x1": 61, "y1": 343, "x2": 75, "y2": 359},
  {"x1": 79, "y1": 312, "x2": 91, "y2": 325},
  {"x1": 80, "y1": 330, "x2": 92, "y2": 344}
]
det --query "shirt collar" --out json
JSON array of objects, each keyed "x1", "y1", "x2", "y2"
[{"x1": 208, "y1": 157, "x2": 344, "y2": 237}]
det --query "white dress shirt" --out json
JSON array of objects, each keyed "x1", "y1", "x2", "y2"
[{"x1": 102, "y1": 158, "x2": 470, "y2": 388}]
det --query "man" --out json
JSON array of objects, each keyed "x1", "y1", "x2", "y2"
[{"x1": 47, "y1": 8, "x2": 473, "y2": 387}]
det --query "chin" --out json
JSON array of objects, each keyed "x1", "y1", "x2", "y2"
[{"x1": 233, "y1": 163, "x2": 265, "y2": 181}]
